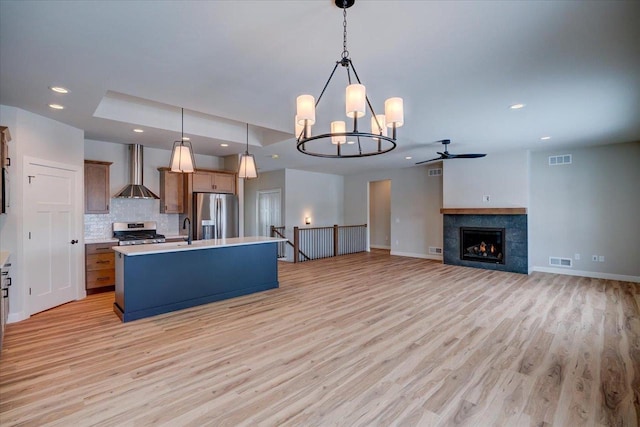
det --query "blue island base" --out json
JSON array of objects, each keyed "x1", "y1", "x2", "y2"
[{"x1": 114, "y1": 242, "x2": 280, "y2": 322}]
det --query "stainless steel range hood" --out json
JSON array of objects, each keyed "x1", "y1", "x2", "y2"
[{"x1": 115, "y1": 144, "x2": 159, "y2": 199}]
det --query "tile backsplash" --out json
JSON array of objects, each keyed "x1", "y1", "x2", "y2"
[{"x1": 84, "y1": 198, "x2": 179, "y2": 239}]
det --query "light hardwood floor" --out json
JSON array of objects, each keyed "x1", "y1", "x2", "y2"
[{"x1": 1, "y1": 250, "x2": 638, "y2": 426}]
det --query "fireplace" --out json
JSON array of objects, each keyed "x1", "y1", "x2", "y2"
[
  {"x1": 460, "y1": 227, "x2": 505, "y2": 264},
  {"x1": 442, "y1": 208, "x2": 528, "y2": 274}
]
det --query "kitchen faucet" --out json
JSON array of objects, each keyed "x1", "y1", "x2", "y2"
[{"x1": 183, "y1": 217, "x2": 192, "y2": 245}]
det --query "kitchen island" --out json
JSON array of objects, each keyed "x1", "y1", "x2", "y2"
[{"x1": 112, "y1": 236, "x2": 286, "y2": 322}]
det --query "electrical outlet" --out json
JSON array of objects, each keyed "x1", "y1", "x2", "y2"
[
  {"x1": 574, "y1": 253, "x2": 580, "y2": 260},
  {"x1": 592, "y1": 255, "x2": 598, "y2": 262},
  {"x1": 599, "y1": 255, "x2": 605, "y2": 262}
]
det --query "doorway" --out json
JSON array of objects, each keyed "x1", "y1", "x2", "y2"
[
  {"x1": 369, "y1": 180, "x2": 391, "y2": 250},
  {"x1": 24, "y1": 158, "x2": 81, "y2": 315},
  {"x1": 257, "y1": 189, "x2": 282, "y2": 237}
]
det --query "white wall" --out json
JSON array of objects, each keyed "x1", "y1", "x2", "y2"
[
  {"x1": 530, "y1": 141, "x2": 640, "y2": 280},
  {"x1": 0, "y1": 105, "x2": 85, "y2": 322},
  {"x1": 443, "y1": 150, "x2": 530, "y2": 208},
  {"x1": 369, "y1": 180, "x2": 391, "y2": 249},
  {"x1": 344, "y1": 166, "x2": 443, "y2": 259},
  {"x1": 285, "y1": 169, "x2": 343, "y2": 228}
]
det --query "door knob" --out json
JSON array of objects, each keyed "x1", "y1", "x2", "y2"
[{"x1": 70, "y1": 239, "x2": 79, "y2": 244}]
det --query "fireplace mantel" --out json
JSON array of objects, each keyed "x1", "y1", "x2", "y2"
[{"x1": 440, "y1": 207, "x2": 527, "y2": 215}]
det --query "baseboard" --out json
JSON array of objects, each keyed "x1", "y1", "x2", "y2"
[
  {"x1": 8, "y1": 311, "x2": 28, "y2": 324},
  {"x1": 390, "y1": 251, "x2": 443, "y2": 261},
  {"x1": 531, "y1": 266, "x2": 640, "y2": 283},
  {"x1": 370, "y1": 244, "x2": 391, "y2": 250}
]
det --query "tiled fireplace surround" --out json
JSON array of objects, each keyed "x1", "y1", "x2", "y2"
[{"x1": 442, "y1": 208, "x2": 528, "y2": 274}]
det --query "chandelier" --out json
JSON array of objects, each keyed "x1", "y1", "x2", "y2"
[{"x1": 295, "y1": 0, "x2": 404, "y2": 158}]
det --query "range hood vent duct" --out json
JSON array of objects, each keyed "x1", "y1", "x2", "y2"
[{"x1": 115, "y1": 144, "x2": 159, "y2": 199}]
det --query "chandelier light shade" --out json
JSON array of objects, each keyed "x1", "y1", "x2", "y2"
[
  {"x1": 170, "y1": 108, "x2": 196, "y2": 173},
  {"x1": 295, "y1": 0, "x2": 404, "y2": 158},
  {"x1": 238, "y1": 123, "x2": 258, "y2": 179}
]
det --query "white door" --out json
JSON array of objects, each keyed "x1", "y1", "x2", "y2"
[
  {"x1": 257, "y1": 189, "x2": 282, "y2": 237},
  {"x1": 24, "y1": 161, "x2": 80, "y2": 315}
]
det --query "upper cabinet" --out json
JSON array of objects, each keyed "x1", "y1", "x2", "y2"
[
  {"x1": 1, "y1": 126, "x2": 11, "y2": 214},
  {"x1": 191, "y1": 170, "x2": 235, "y2": 194},
  {"x1": 158, "y1": 167, "x2": 184, "y2": 214},
  {"x1": 84, "y1": 160, "x2": 112, "y2": 214}
]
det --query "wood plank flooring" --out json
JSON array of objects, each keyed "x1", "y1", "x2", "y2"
[{"x1": 1, "y1": 250, "x2": 638, "y2": 426}]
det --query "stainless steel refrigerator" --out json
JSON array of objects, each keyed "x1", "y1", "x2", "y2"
[{"x1": 193, "y1": 193, "x2": 239, "y2": 240}]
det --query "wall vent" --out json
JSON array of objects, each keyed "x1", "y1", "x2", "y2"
[
  {"x1": 549, "y1": 154, "x2": 572, "y2": 166},
  {"x1": 549, "y1": 257, "x2": 572, "y2": 268},
  {"x1": 429, "y1": 247, "x2": 443, "y2": 255},
  {"x1": 428, "y1": 168, "x2": 442, "y2": 177}
]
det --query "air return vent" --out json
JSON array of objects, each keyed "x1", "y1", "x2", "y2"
[
  {"x1": 549, "y1": 257, "x2": 572, "y2": 267},
  {"x1": 429, "y1": 247, "x2": 443, "y2": 255},
  {"x1": 549, "y1": 154, "x2": 572, "y2": 166},
  {"x1": 428, "y1": 168, "x2": 442, "y2": 177}
]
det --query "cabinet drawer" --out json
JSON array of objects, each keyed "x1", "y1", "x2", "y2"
[
  {"x1": 86, "y1": 243, "x2": 115, "y2": 255},
  {"x1": 86, "y1": 269, "x2": 115, "y2": 289},
  {"x1": 86, "y1": 253, "x2": 115, "y2": 271}
]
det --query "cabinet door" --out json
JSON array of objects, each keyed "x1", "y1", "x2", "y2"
[
  {"x1": 160, "y1": 170, "x2": 184, "y2": 213},
  {"x1": 192, "y1": 172, "x2": 213, "y2": 192},
  {"x1": 85, "y1": 162, "x2": 111, "y2": 214},
  {"x1": 213, "y1": 173, "x2": 235, "y2": 193}
]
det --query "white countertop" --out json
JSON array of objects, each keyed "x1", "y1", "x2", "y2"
[
  {"x1": 0, "y1": 250, "x2": 10, "y2": 267},
  {"x1": 113, "y1": 236, "x2": 287, "y2": 256}
]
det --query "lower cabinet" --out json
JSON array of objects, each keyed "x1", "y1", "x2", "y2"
[{"x1": 86, "y1": 243, "x2": 115, "y2": 293}]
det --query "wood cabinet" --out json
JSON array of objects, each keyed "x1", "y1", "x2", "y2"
[
  {"x1": 1, "y1": 126, "x2": 10, "y2": 214},
  {"x1": 158, "y1": 168, "x2": 184, "y2": 213},
  {"x1": 0, "y1": 126, "x2": 9, "y2": 169},
  {"x1": 85, "y1": 243, "x2": 115, "y2": 293},
  {"x1": 84, "y1": 160, "x2": 112, "y2": 214},
  {"x1": 191, "y1": 171, "x2": 235, "y2": 194}
]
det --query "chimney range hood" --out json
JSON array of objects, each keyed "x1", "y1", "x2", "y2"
[{"x1": 115, "y1": 144, "x2": 159, "y2": 199}]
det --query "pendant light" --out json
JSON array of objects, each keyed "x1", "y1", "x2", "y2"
[
  {"x1": 238, "y1": 123, "x2": 258, "y2": 179},
  {"x1": 294, "y1": 0, "x2": 404, "y2": 158},
  {"x1": 170, "y1": 108, "x2": 196, "y2": 173}
]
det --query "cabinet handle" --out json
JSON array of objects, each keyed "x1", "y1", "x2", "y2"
[
  {"x1": 97, "y1": 277, "x2": 111, "y2": 281},
  {"x1": 2, "y1": 288, "x2": 7, "y2": 298},
  {"x1": 70, "y1": 239, "x2": 79, "y2": 244},
  {"x1": 5, "y1": 277, "x2": 10, "y2": 287},
  {"x1": 6, "y1": 157, "x2": 10, "y2": 167},
  {"x1": 96, "y1": 260, "x2": 110, "y2": 264},
  {"x1": 95, "y1": 247, "x2": 111, "y2": 251}
]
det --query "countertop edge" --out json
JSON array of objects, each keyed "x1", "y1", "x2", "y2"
[
  {"x1": 113, "y1": 237, "x2": 287, "y2": 256},
  {"x1": 0, "y1": 250, "x2": 10, "y2": 267}
]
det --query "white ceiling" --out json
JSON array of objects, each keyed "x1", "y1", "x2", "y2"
[{"x1": 1, "y1": 0, "x2": 639, "y2": 175}]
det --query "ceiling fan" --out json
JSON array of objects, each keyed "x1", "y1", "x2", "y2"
[{"x1": 415, "y1": 139, "x2": 487, "y2": 165}]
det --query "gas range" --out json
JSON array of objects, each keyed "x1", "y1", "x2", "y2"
[{"x1": 113, "y1": 222, "x2": 166, "y2": 246}]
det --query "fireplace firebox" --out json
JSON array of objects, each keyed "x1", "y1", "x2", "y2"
[{"x1": 460, "y1": 227, "x2": 505, "y2": 264}]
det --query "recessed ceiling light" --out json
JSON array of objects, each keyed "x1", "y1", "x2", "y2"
[
  {"x1": 347, "y1": 141, "x2": 355, "y2": 145},
  {"x1": 220, "y1": 143, "x2": 229, "y2": 147},
  {"x1": 48, "y1": 103, "x2": 64, "y2": 110},
  {"x1": 181, "y1": 136, "x2": 190, "y2": 141},
  {"x1": 271, "y1": 154, "x2": 279, "y2": 159},
  {"x1": 133, "y1": 129, "x2": 144, "y2": 133},
  {"x1": 540, "y1": 136, "x2": 551, "y2": 140},
  {"x1": 509, "y1": 103, "x2": 526, "y2": 110},
  {"x1": 405, "y1": 156, "x2": 412, "y2": 160},
  {"x1": 49, "y1": 86, "x2": 69, "y2": 94}
]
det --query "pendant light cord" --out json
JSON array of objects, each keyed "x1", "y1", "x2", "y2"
[
  {"x1": 245, "y1": 123, "x2": 249, "y2": 154},
  {"x1": 181, "y1": 108, "x2": 184, "y2": 143},
  {"x1": 341, "y1": 0, "x2": 349, "y2": 60}
]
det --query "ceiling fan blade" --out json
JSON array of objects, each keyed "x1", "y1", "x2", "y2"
[
  {"x1": 415, "y1": 156, "x2": 444, "y2": 165},
  {"x1": 448, "y1": 153, "x2": 487, "y2": 159}
]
